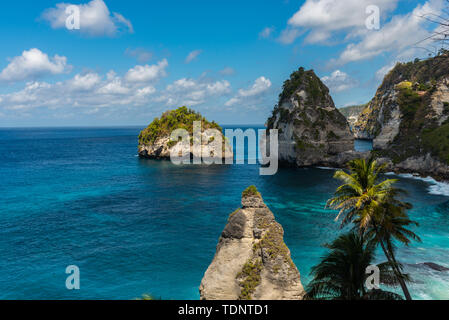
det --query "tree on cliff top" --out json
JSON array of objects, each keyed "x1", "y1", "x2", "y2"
[{"x1": 138, "y1": 106, "x2": 222, "y2": 146}]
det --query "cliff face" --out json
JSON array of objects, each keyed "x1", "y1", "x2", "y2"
[
  {"x1": 138, "y1": 106, "x2": 233, "y2": 160},
  {"x1": 354, "y1": 52, "x2": 449, "y2": 179},
  {"x1": 266, "y1": 68, "x2": 355, "y2": 167},
  {"x1": 200, "y1": 186, "x2": 305, "y2": 300},
  {"x1": 339, "y1": 104, "x2": 367, "y2": 132}
]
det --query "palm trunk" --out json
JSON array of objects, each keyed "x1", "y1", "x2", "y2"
[{"x1": 378, "y1": 239, "x2": 412, "y2": 300}]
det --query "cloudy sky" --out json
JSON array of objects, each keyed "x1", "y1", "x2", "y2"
[{"x1": 0, "y1": 0, "x2": 445, "y2": 127}]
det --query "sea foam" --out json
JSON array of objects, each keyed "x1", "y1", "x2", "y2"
[{"x1": 385, "y1": 172, "x2": 449, "y2": 197}]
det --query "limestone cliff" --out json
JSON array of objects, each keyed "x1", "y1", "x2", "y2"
[
  {"x1": 266, "y1": 67, "x2": 355, "y2": 167},
  {"x1": 138, "y1": 106, "x2": 233, "y2": 160},
  {"x1": 339, "y1": 104, "x2": 367, "y2": 131},
  {"x1": 354, "y1": 52, "x2": 449, "y2": 180},
  {"x1": 199, "y1": 186, "x2": 305, "y2": 300}
]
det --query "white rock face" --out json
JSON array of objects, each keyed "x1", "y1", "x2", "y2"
[
  {"x1": 373, "y1": 91, "x2": 402, "y2": 149},
  {"x1": 139, "y1": 130, "x2": 233, "y2": 161},
  {"x1": 199, "y1": 191, "x2": 305, "y2": 300},
  {"x1": 353, "y1": 54, "x2": 449, "y2": 180},
  {"x1": 267, "y1": 68, "x2": 355, "y2": 168}
]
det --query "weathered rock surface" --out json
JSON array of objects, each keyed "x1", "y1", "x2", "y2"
[
  {"x1": 199, "y1": 187, "x2": 305, "y2": 300},
  {"x1": 138, "y1": 107, "x2": 233, "y2": 161},
  {"x1": 339, "y1": 104, "x2": 367, "y2": 131},
  {"x1": 138, "y1": 131, "x2": 233, "y2": 161},
  {"x1": 421, "y1": 262, "x2": 449, "y2": 272},
  {"x1": 266, "y1": 68, "x2": 355, "y2": 167},
  {"x1": 354, "y1": 53, "x2": 449, "y2": 180}
]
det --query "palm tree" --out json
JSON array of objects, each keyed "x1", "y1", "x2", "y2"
[
  {"x1": 327, "y1": 157, "x2": 421, "y2": 300},
  {"x1": 305, "y1": 231, "x2": 404, "y2": 300}
]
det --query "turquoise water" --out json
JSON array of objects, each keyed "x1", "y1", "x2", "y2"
[{"x1": 0, "y1": 126, "x2": 448, "y2": 300}]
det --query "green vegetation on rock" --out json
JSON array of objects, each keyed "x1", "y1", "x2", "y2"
[
  {"x1": 278, "y1": 67, "x2": 329, "y2": 106},
  {"x1": 138, "y1": 106, "x2": 222, "y2": 146},
  {"x1": 338, "y1": 104, "x2": 367, "y2": 119},
  {"x1": 237, "y1": 259, "x2": 263, "y2": 300},
  {"x1": 260, "y1": 223, "x2": 295, "y2": 270},
  {"x1": 422, "y1": 123, "x2": 449, "y2": 164},
  {"x1": 357, "y1": 51, "x2": 449, "y2": 165},
  {"x1": 242, "y1": 185, "x2": 261, "y2": 198}
]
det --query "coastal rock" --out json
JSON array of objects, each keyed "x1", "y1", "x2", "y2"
[
  {"x1": 266, "y1": 67, "x2": 355, "y2": 167},
  {"x1": 199, "y1": 186, "x2": 305, "y2": 300},
  {"x1": 354, "y1": 52, "x2": 449, "y2": 180},
  {"x1": 138, "y1": 106, "x2": 233, "y2": 161},
  {"x1": 338, "y1": 104, "x2": 367, "y2": 131},
  {"x1": 421, "y1": 262, "x2": 449, "y2": 272}
]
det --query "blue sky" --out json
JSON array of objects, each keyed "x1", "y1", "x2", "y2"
[{"x1": 0, "y1": 0, "x2": 445, "y2": 127}]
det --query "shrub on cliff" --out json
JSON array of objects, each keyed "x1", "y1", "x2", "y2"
[
  {"x1": 138, "y1": 106, "x2": 222, "y2": 146},
  {"x1": 242, "y1": 185, "x2": 261, "y2": 198}
]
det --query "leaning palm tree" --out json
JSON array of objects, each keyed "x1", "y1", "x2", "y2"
[
  {"x1": 305, "y1": 231, "x2": 404, "y2": 300},
  {"x1": 327, "y1": 157, "x2": 421, "y2": 300}
]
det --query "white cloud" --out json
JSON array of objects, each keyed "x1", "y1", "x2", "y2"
[
  {"x1": 259, "y1": 27, "x2": 275, "y2": 39},
  {"x1": 124, "y1": 59, "x2": 168, "y2": 83},
  {"x1": 41, "y1": 0, "x2": 133, "y2": 37},
  {"x1": 219, "y1": 67, "x2": 235, "y2": 76},
  {"x1": 185, "y1": 50, "x2": 202, "y2": 63},
  {"x1": 125, "y1": 48, "x2": 153, "y2": 63},
  {"x1": 281, "y1": 0, "x2": 398, "y2": 44},
  {"x1": 68, "y1": 73, "x2": 102, "y2": 91},
  {"x1": 336, "y1": 0, "x2": 445, "y2": 64},
  {"x1": 0, "y1": 67, "x2": 160, "y2": 112},
  {"x1": 156, "y1": 77, "x2": 230, "y2": 107},
  {"x1": 225, "y1": 76, "x2": 272, "y2": 106},
  {"x1": 0, "y1": 48, "x2": 70, "y2": 82},
  {"x1": 278, "y1": 28, "x2": 304, "y2": 45},
  {"x1": 238, "y1": 77, "x2": 272, "y2": 97},
  {"x1": 321, "y1": 70, "x2": 358, "y2": 92}
]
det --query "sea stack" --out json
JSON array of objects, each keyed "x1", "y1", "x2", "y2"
[
  {"x1": 266, "y1": 67, "x2": 355, "y2": 167},
  {"x1": 138, "y1": 106, "x2": 233, "y2": 161},
  {"x1": 199, "y1": 186, "x2": 305, "y2": 300},
  {"x1": 354, "y1": 52, "x2": 449, "y2": 180}
]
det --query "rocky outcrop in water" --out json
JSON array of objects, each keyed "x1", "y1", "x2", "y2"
[
  {"x1": 266, "y1": 68, "x2": 356, "y2": 167},
  {"x1": 354, "y1": 52, "x2": 449, "y2": 180},
  {"x1": 199, "y1": 186, "x2": 305, "y2": 300},
  {"x1": 138, "y1": 106, "x2": 233, "y2": 160}
]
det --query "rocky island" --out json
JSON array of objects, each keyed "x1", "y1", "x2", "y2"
[
  {"x1": 354, "y1": 51, "x2": 449, "y2": 180},
  {"x1": 200, "y1": 186, "x2": 305, "y2": 300},
  {"x1": 266, "y1": 67, "x2": 357, "y2": 167},
  {"x1": 138, "y1": 106, "x2": 233, "y2": 161}
]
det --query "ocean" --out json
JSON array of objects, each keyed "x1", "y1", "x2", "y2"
[{"x1": 0, "y1": 126, "x2": 448, "y2": 300}]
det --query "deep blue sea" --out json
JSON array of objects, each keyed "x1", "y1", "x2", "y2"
[{"x1": 0, "y1": 126, "x2": 448, "y2": 300}]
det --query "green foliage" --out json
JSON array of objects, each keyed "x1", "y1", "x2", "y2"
[
  {"x1": 278, "y1": 67, "x2": 305, "y2": 104},
  {"x1": 396, "y1": 84, "x2": 421, "y2": 120},
  {"x1": 138, "y1": 106, "x2": 222, "y2": 146},
  {"x1": 278, "y1": 67, "x2": 328, "y2": 106},
  {"x1": 338, "y1": 104, "x2": 367, "y2": 119},
  {"x1": 294, "y1": 134, "x2": 315, "y2": 151},
  {"x1": 327, "y1": 131, "x2": 339, "y2": 140},
  {"x1": 422, "y1": 123, "x2": 449, "y2": 165},
  {"x1": 260, "y1": 223, "x2": 295, "y2": 269},
  {"x1": 327, "y1": 158, "x2": 420, "y2": 300},
  {"x1": 279, "y1": 108, "x2": 291, "y2": 122},
  {"x1": 242, "y1": 185, "x2": 261, "y2": 198},
  {"x1": 380, "y1": 52, "x2": 449, "y2": 91},
  {"x1": 305, "y1": 231, "x2": 404, "y2": 300},
  {"x1": 237, "y1": 259, "x2": 263, "y2": 300}
]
